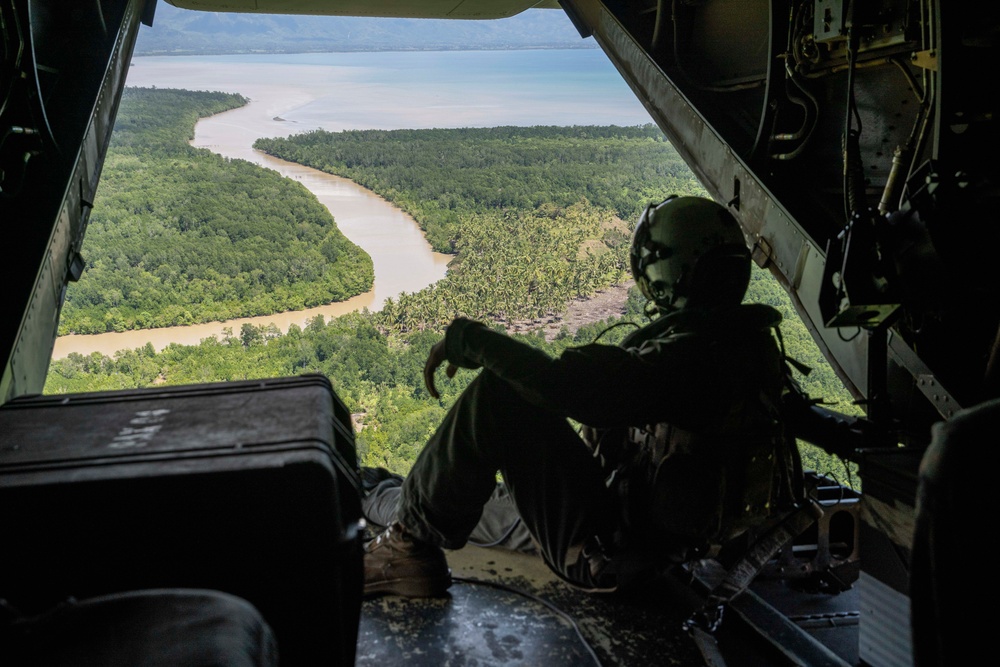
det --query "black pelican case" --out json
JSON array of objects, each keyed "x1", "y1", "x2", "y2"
[{"x1": 0, "y1": 373, "x2": 363, "y2": 666}]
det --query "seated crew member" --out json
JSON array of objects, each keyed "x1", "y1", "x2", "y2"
[{"x1": 363, "y1": 196, "x2": 802, "y2": 598}]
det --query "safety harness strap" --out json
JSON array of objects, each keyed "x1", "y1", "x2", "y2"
[{"x1": 685, "y1": 501, "x2": 823, "y2": 665}]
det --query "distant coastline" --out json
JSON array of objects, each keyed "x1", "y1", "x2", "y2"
[
  {"x1": 134, "y1": 5, "x2": 592, "y2": 57},
  {"x1": 124, "y1": 50, "x2": 651, "y2": 132},
  {"x1": 136, "y1": 43, "x2": 600, "y2": 57}
]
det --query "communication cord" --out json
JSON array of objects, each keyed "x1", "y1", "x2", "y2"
[{"x1": 452, "y1": 575, "x2": 604, "y2": 667}]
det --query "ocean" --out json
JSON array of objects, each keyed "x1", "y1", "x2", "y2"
[{"x1": 124, "y1": 49, "x2": 653, "y2": 132}]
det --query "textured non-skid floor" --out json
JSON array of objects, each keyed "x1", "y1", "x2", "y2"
[
  {"x1": 358, "y1": 545, "x2": 709, "y2": 666},
  {"x1": 355, "y1": 544, "x2": 860, "y2": 666}
]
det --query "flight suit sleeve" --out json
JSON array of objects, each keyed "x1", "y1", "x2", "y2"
[{"x1": 442, "y1": 317, "x2": 711, "y2": 429}]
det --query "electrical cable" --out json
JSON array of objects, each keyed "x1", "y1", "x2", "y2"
[
  {"x1": 842, "y1": 16, "x2": 866, "y2": 225},
  {"x1": 651, "y1": 0, "x2": 666, "y2": 51},
  {"x1": 451, "y1": 575, "x2": 604, "y2": 666},
  {"x1": 836, "y1": 327, "x2": 861, "y2": 342},
  {"x1": 589, "y1": 320, "x2": 641, "y2": 343},
  {"x1": 769, "y1": 2, "x2": 820, "y2": 161},
  {"x1": 25, "y1": 0, "x2": 57, "y2": 152},
  {"x1": 770, "y1": 62, "x2": 820, "y2": 161},
  {"x1": 92, "y1": 0, "x2": 108, "y2": 37},
  {"x1": 466, "y1": 517, "x2": 524, "y2": 549},
  {"x1": 668, "y1": 0, "x2": 764, "y2": 94},
  {"x1": 889, "y1": 55, "x2": 925, "y2": 105},
  {"x1": 840, "y1": 457, "x2": 856, "y2": 491},
  {"x1": 1, "y1": 0, "x2": 26, "y2": 120},
  {"x1": 551, "y1": 313, "x2": 643, "y2": 353}
]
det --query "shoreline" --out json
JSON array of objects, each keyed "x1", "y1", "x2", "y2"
[
  {"x1": 54, "y1": 281, "x2": 636, "y2": 360},
  {"x1": 135, "y1": 44, "x2": 600, "y2": 58}
]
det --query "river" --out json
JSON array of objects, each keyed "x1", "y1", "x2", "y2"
[{"x1": 51, "y1": 50, "x2": 651, "y2": 359}]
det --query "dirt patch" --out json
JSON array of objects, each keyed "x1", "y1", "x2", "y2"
[{"x1": 504, "y1": 281, "x2": 634, "y2": 341}]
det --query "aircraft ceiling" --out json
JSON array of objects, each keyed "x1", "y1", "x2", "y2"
[{"x1": 163, "y1": 0, "x2": 561, "y2": 19}]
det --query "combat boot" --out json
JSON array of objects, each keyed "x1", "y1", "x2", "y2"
[{"x1": 364, "y1": 522, "x2": 452, "y2": 598}]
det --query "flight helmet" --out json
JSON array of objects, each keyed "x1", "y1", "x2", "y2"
[{"x1": 630, "y1": 195, "x2": 751, "y2": 312}]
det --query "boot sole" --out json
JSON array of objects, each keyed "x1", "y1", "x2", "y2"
[{"x1": 364, "y1": 571, "x2": 453, "y2": 599}]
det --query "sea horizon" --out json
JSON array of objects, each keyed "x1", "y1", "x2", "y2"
[{"x1": 125, "y1": 48, "x2": 653, "y2": 133}]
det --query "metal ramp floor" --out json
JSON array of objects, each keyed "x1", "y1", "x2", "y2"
[{"x1": 355, "y1": 545, "x2": 860, "y2": 666}]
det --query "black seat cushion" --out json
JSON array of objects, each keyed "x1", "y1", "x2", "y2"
[{"x1": 1, "y1": 588, "x2": 278, "y2": 666}]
